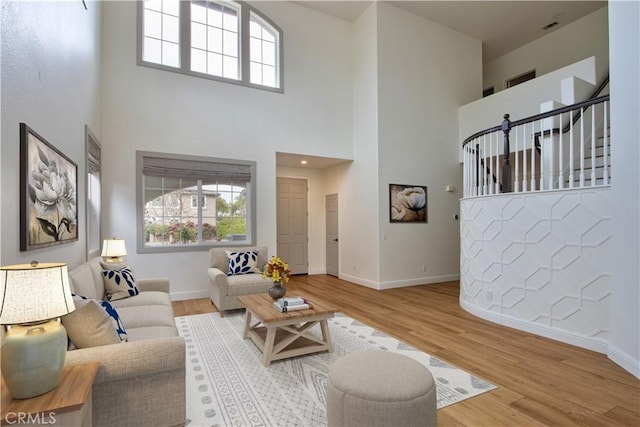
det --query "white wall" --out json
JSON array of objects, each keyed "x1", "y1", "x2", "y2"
[
  {"x1": 608, "y1": 0, "x2": 640, "y2": 378},
  {"x1": 0, "y1": 1, "x2": 102, "y2": 267},
  {"x1": 459, "y1": 57, "x2": 597, "y2": 148},
  {"x1": 100, "y1": 1, "x2": 354, "y2": 299},
  {"x1": 335, "y1": 3, "x2": 381, "y2": 287},
  {"x1": 484, "y1": 7, "x2": 608, "y2": 94},
  {"x1": 375, "y1": 3, "x2": 481, "y2": 287}
]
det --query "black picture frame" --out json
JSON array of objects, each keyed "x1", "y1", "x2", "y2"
[
  {"x1": 20, "y1": 123, "x2": 78, "y2": 251},
  {"x1": 389, "y1": 184, "x2": 427, "y2": 223}
]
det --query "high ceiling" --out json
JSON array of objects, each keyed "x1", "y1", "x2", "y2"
[
  {"x1": 293, "y1": 1, "x2": 606, "y2": 62},
  {"x1": 279, "y1": 1, "x2": 607, "y2": 169}
]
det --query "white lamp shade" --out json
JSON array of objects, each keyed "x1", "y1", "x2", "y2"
[
  {"x1": 0, "y1": 263, "x2": 75, "y2": 325},
  {"x1": 101, "y1": 239, "x2": 127, "y2": 258}
]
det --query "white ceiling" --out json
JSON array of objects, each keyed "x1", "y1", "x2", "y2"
[
  {"x1": 293, "y1": 1, "x2": 606, "y2": 62},
  {"x1": 279, "y1": 0, "x2": 607, "y2": 169}
]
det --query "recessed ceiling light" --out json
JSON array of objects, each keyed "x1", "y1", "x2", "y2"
[{"x1": 300, "y1": 160, "x2": 308, "y2": 165}]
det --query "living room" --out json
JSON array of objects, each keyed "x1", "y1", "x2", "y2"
[{"x1": 1, "y1": 0, "x2": 638, "y2": 425}]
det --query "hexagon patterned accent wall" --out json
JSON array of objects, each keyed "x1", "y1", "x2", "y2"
[{"x1": 460, "y1": 188, "x2": 611, "y2": 352}]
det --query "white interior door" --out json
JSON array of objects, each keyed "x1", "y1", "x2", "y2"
[
  {"x1": 276, "y1": 178, "x2": 308, "y2": 274},
  {"x1": 326, "y1": 194, "x2": 339, "y2": 277}
]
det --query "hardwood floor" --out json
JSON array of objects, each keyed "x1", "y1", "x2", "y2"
[{"x1": 172, "y1": 275, "x2": 640, "y2": 426}]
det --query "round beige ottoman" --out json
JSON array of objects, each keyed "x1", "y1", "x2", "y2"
[{"x1": 327, "y1": 351, "x2": 437, "y2": 427}]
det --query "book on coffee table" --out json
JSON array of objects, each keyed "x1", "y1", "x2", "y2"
[
  {"x1": 278, "y1": 297, "x2": 309, "y2": 306},
  {"x1": 273, "y1": 297, "x2": 313, "y2": 312}
]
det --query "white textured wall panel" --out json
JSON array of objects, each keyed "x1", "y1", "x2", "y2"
[{"x1": 460, "y1": 187, "x2": 611, "y2": 352}]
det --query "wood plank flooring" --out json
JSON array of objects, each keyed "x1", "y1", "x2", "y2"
[{"x1": 172, "y1": 275, "x2": 640, "y2": 426}]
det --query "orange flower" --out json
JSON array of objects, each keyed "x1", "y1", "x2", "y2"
[{"x1": 262, "y1": 256, "x2": 290, "y2": 284}]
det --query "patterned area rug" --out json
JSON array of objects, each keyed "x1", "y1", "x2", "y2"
[{"x1": 177, "y1": 312, "x2": 495, "y2": 427}]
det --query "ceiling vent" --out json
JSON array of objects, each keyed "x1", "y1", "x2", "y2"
[{"x1": 542, "y1": 21, "x2": 559, "y2": 30}]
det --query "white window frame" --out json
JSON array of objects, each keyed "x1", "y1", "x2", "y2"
[
  {"x1": 137, "y1": 0, "x2": 284, "y2": 93},
  {"x1": 136, "y1": 151, "x2": 256, "y2": 253}
]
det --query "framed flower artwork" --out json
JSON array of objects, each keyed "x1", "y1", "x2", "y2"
[
  {"x1": 389, "y1": 184, "x2": 427, "y2": 223},
  {"x1": 20, "y1": 123, "x2": 78, "y2": 251}
]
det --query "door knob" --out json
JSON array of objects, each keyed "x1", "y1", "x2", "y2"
[{"x1": 333, "y1": 238, "x2": 338, "y2": 242}]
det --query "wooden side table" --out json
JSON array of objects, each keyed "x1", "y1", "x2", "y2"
[{"x1": 1, "y1": 362, "x2": 100, "y2": 427}]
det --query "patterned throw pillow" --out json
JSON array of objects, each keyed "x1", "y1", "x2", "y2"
[
  {"x1": 102, "y1": 266, "x2": 140, "y2": 301},
  {"x1": 62, "y1": 295, "x2": 128, "y2": 348},
  {"x1": 226, "y1": 250, "x2": 262, "y2": 276}
]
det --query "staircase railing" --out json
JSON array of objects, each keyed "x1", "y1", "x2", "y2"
[{"x1": 462, "y1": 95, "x2": 610, "y2": 198}]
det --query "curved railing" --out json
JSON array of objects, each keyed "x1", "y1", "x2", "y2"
[{"x1": 462, "y1": 95, "x2": 610, "y2": 198}]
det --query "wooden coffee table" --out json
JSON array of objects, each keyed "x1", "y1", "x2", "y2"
[{"x1": 237, "y1": 293, "x2": 339, "y2": 366}]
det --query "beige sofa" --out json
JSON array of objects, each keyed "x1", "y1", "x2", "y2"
[
  {"x1": 64, "y1": 257, "x2": 185, "y2": 427},
  {"x1": 208, "y1": 246, "x2": 273, "y2": 314}
]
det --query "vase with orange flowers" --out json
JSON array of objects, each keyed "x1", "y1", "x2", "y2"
[{"x1": 263, "y1": 256, "x2": 290, "y2": 300}]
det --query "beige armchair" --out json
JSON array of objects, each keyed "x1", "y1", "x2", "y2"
[{"x1": 208, "y1": 246, "x2": 273, "y2": 315}]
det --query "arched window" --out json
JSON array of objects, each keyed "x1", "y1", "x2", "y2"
[
  {"x1": 138, "y1": 0, "x2": 283, "y2": 92},
  {"x1": 249, "y1": 12, "x2": 278, "y2": 87}
]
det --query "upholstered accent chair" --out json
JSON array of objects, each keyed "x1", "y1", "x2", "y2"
[{"x1": 207, "y1": 246, "x2": 273, "y2": 315}]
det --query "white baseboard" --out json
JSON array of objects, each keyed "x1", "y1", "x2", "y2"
[
  {"x1": 308, "y1": 268, "x2": 325, "y2": 275},
  {"x1": 608, "y1": 344, "x2": 640, "y2": 379},
  {"x1": 338, "y1": 273, "x2": 380, "y2": 289},
  {"x1": 338, "y1": 273, "x2": 460, "y2": 290},
  {"x1": 460, "y1": 299, "x2": 609, "y2": 354},
  {"x1": 378, "y1": 274, "x2": 460, "y2": 290}
]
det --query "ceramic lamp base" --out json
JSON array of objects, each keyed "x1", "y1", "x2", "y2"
[{"x1": 1, "y1": 319, "x2": 67, "y2": 399}]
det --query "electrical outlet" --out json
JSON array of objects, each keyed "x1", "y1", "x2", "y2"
[
  {"x1": 485, "y1": 290, "x2": 493, "y2": 301},
  {"x1": 421, "y1": 265, "x2": 426, "y2": 272}
]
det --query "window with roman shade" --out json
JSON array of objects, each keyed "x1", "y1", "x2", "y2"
[{"x1": 136, "y1": 151, "x2": 256, "y2": 252}]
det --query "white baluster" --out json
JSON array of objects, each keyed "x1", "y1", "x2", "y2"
[
  {"x1": 469, "y1": 141, "x2": 478, "y2": 196},
  {"x1": 495, "y1": 132, "x2": 500, "y2": 194},
  {"x1": 471, "y1": 145, "x2": 475, "y2": 196},
  {"x1": 476, "y1": 141, "x2": 481, "y2": 196},
  {"x1": 579, "y1": 107, "x2": 585, "y2": 187},
  {"x1": 480, "y1": 140, "x2": 484, "y2": 195},
  {"x1": 548, "y1": 115, "x2": 554, "y2": 190},
  {"x1": 558, "y1": 112, "x2": 564, "y2": 189},
  {"x1": 591, "y1": 105, "x2": 596, "y2": 186},
  {"x1": 569, "y1": 110, "x2": 574, "y2": 188},
  {"x1": 471, "y1": 144, "x2": 475, "y2": 196},
  {"x1": 482, "y1": 137, "x2": 493, "y2": 194},
  {"x1": 539, "y1": 120, "x2": 545, "y2": 191},
  {"x1": 468, "y1": 144, "x2": 472, "y2": 197},
  {"x1": 531, "y1": 122, "x2": 536, "y2": 191},
  {"x1": 514, "y1": 123, "x2": 520, "y2": 193},
  {"x1": 603, "y1": 101, "x2": 609, "y2": 184},
  {"x1": 522, "y1": 124, "x2": 528, "y2": 192},
  {"x1": 488, "y1": 134, "x2": 493, "y2": 195}
]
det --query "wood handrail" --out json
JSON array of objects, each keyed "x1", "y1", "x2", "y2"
[{"x1": 462, "y1": 94, "x2": 610, "y2": 149}]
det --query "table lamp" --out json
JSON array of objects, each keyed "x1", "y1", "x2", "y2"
[
  {"x1": 0, "y1": 262, "x2": 75, "y2": 399},
  {"x1": 101, "y1": 238, "x2": 127, "y2": 263}
]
